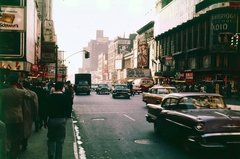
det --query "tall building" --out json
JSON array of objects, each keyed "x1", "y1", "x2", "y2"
[{"x1": 82, "y1": 30, "x2": 110, "y2": 72}]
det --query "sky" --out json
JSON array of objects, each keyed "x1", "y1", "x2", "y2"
[{"x1": 52, "y1": 0, "x2": 155, "y2": 79}]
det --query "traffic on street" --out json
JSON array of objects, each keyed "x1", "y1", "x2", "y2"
[{"x1": 72, "y1": 91, "x2": 240, "y2": 159}]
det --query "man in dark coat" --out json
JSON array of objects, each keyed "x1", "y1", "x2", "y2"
[
  {"x1": 43, "y1": 82, "x2": 70, "y2": 159},
  {"x1": 31, "y1": 81, "x2": 47, "y2": 132}
]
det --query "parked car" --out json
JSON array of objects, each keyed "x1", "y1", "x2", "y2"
[
  {"x1": 112, "y1": 84, "x2": 131, "y2": 99},
  {"x1": 142, "y1": 84, "x2": 177, "y2": 105},
  {"x1": 145, "y1": 92, "x2": 240, "y2": 152},
  {"x1": 96, "y1": 84, "x2": 111, "y2": 94}
]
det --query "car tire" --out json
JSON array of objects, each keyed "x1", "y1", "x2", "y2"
[
  {"x1": 112, "y1": 95, "x2": 115, "y2": 98},
  {"x1": 154, "y1": 121, "x2": 161, "y2": 135},
  {"x1": 182, "y1": 138, "x2": 194, "y2": 153}
]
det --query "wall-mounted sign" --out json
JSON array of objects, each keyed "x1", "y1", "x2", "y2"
[
  {"x1": 0, "y1": 61, "x2": 24, "y2": 71},
  {"x1": 41, "y1": 53, "x2": 55, "y2": 63},
  {"x1": 0, "y1": 6, "x2": 25, "y2": 31},
  {"x1": 0, "y1": 32, "x2": 22, "y2": 57}
]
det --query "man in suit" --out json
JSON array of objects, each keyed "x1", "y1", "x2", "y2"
[
  {"x1": 0, "y1": 73, "x2": 33, "y2": 159},
  {"x1": 21, "y1": 80, "x2": 38, "y2": 151}
]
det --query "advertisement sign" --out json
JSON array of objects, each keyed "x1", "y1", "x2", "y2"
[
  {"x1": 124, "y1": 68, "x2": 151, "y2": 79},
  {"x1": 137, "y1": 41, "x2": 149, "y2": 68},
  {"x1": 41, "y1": 53, "x2": 55, "y2": 63},
  {"x1": 0, "y1": 32, "x2": 22, "y2": 57},
  {"x1": 118, "y1": 44, "x2": 131, "y2": 54},
  {"x1": 209, "y1": 10, "x2": 237, "y2": 52},
  {"x1": 0, "y1": 6, "x2": 25, "y2": 31},
  {"x1": 0, "y1": 61, "x2": 24, "y2": 71}
]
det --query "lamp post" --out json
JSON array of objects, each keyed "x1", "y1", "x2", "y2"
[{"x1": 55, "y1": 45, "x2": 59, "y2": 82}]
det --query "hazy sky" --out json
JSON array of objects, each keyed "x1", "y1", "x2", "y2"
[{"x1": 52, "y1": 0, "x2": 155, "y2": 78}]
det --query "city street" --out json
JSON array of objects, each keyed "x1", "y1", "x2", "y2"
[{"x1": 72, "y1": 92, "x2": 240, "y2": 159}]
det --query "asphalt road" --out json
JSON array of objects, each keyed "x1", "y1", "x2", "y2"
[{"x1": 72, "y1": 91, "x2": 240, "y2": 159}]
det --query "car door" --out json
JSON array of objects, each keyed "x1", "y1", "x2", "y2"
[{"x1": 160, "y1": 98, "x2": 179, "y2": 136}]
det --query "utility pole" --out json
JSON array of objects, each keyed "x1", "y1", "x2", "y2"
[{"x1": 55, "y1": 45, "x2": 59, "y2": 82}]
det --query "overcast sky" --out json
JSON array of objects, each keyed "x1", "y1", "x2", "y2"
[{"x1": 52, "y1": 0, "x2": 155, "y2": 79}]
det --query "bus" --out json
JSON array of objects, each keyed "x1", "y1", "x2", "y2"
[{"x1": 133, "y1": 77, "x2": 154, "y2": 92}]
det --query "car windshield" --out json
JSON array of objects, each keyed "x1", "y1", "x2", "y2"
[
  {"x1": 178, "y1": 96, "x2": 227, "y2": 109},
  {"x1": 99, "y1": 84, "x2": 108, "y2": 87},
  {"x1": 157, "y1": 88, "x2": 177, "y2": 94},
  {"x1": 115, "y1": 85, "x2": 128, "y2": 89}
]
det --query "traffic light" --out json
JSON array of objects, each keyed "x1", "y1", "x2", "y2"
[
  {"x1": 84, "y1": 50, "x2": 90, "y2": 58},
  {"x1": 231, "y1": 36, "x2": 236, "y2": 46},
  {"x1": 236, "y1": 35, "x2": 239, "y2": 45}
]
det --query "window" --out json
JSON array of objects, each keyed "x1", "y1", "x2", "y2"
[
  {"x1": 203, "y1": 55, "x2": 211, "y2": 68},
  {"x1": 188, "y1": 57, "x2": 196, "y2": 69}
]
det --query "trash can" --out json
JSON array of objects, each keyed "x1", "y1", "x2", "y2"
[{"x1": 0, "y1": 120, "x2": 6, "y2": 159}]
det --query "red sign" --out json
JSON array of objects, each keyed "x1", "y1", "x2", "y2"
[
  {"x1": 229, "y1": 2, "x2": 240, "y2": 8},
  {"x1": 166, "y1": 56, "x2": 172, "y2": 60}
]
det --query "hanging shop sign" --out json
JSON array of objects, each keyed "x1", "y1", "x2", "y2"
[{"x1": 0, "y1": 61, "x2": 31, "y2": 71}]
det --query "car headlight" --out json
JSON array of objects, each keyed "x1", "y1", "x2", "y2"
[{"x1": 195, "y1": 123, "x2": 205, "y2": 131}]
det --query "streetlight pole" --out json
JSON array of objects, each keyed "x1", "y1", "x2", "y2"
[{"x1": 55, "y1": 45, "x2": 59, "y2": 82}]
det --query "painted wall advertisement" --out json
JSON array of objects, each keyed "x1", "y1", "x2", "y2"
[
  {"x1": 137, "y1": 41, "x2": 149, "y2": 68},
  {"x1": 210, "y1": 10, "x2": 238, "y2": 52},
  {"x1": 0, "y1": 6, "x2": 25, "y2": 31}
]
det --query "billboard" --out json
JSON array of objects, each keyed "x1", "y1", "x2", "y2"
[
  {"x1": 209, "y1": 10, "x2": 237, "y2": 52},
  {"x1": 0, "y1": 6, "x2": 25, "y2": 31},
  {"x1": 137, "y1": 41, "x2": 149, "y2": 68},
  {"x1": 123, "y1": 68, "x2": 152, "y2": 79},
  {"x1": 0, "y1": 32, "x2": 23, "y2": 58}
]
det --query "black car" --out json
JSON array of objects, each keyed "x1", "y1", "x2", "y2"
[
  {"x1": 146, "y1": 92, "x2": 240, "y2": 152},
  {"x1": 112, "y1": 84, "x2": 131, "y2": 99},
  {"x1": 95, "y1": 84, "x2": 111, "y2": 95}
]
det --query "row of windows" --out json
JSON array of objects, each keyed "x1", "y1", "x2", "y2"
[{"x1": 159, "y1": 19, "x2": 209, "y2": 56}]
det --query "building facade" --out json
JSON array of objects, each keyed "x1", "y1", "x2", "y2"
[
  {"x1": 154, "y1": 0, "x2": 240, "y2": 94},
  {"x1": 0, "y1": 0, "x2": 41, "y2": 80}
]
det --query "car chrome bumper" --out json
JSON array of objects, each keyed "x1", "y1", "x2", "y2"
[
  {"x1": 188, "y1": 132, "x2": 240, "y2": 148},
  {"x1": 145, "y1": 114, "x2": 156, "y2": 123}
]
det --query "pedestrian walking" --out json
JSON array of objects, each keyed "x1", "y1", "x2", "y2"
[
  {"x1": 63, "y1": 81, "x2": 74, "y2": 118},
  {"x1": 43, "y1": 82, "x2": 70, "y2": 159},
  {"x1": 31, "y1": 81, "x2": 47, "y2": 132},
  {"x1": 21, "y1": 80, "x2": 38, "y2": 151},
  {"x1": 0, "y1": 73, "x2": 33, "y2": 159}
]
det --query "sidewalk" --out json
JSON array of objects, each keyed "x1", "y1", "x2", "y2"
[{"x1": 18, "y1": 119, "x2": 78, "y2": 159}]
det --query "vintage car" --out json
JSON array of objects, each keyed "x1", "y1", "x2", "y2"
[
  {"x1": 112, "y1": 84, "x2": 131, "y2": 99},
  {"x1": 95, "y1": 84, "x2": 111, "y2": 94},
  {"x1": 145, "y1": 92, "x2": 240, "y2": 152},
  {"x1": 132, "y1": 85, "x2": 142, "y2": 95},
  {"x1": 91, "y1": 84, "x2": 98, "y2": 91},
  {"x1": 142, "y1": 84, "x2": 178, "y2": 105}
]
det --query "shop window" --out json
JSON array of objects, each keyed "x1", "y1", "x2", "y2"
[
  {"x1": 188, "y1": 57, "x2": 196, "y2": 69},
  {"x1": 203, "y1": 55, "x2": 211, "y2": 68}
]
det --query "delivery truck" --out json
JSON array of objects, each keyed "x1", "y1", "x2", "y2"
[{"x1": 74, "y1": 73, "x2": 91, "y2": 95}]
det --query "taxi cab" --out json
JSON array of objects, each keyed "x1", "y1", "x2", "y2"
[{"x1": 142, "y1": 84, "x2": 178, "y2": 105}]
